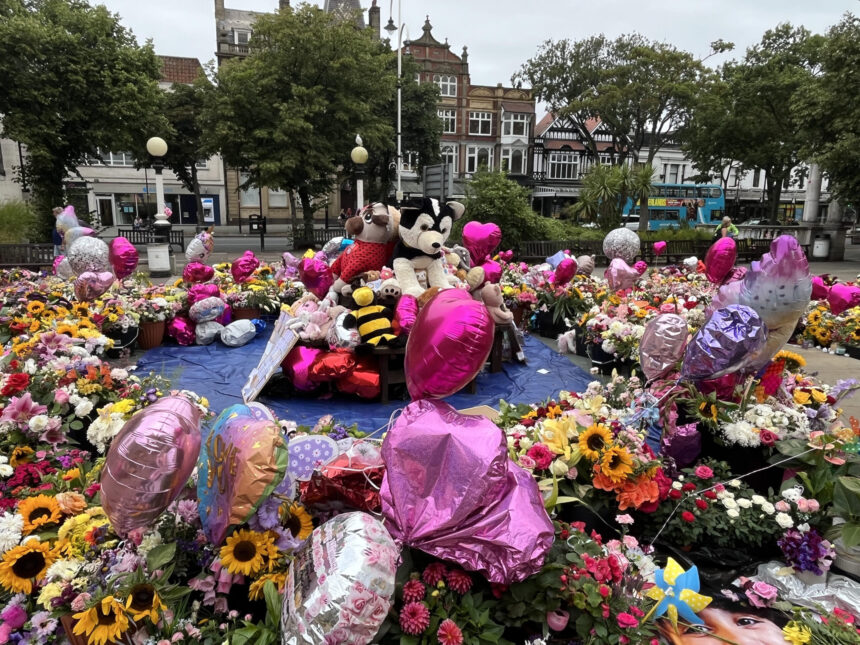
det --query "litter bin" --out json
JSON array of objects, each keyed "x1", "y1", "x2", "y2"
[
  {"x1": 812, "y1": 234, "x2": 830, "y2": 259},
  {"x1": 249, "y1": 215, "x2": 267, "y2": 234}
]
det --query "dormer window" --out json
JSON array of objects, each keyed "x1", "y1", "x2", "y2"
[{"x1": 234, "y1": 29, "x2": 251, "y2": 45}]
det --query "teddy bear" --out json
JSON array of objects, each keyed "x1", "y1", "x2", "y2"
[
  {"x1": 342, "y1": 286, "x2": 404, "y2": 351},
  {"x1": 392, "y1": 197, "x2": 465, "y2": 298},
  {"x1": 377, "y1": 278, "x2": 402, "y2": 309},
  {"x1": 328, "y1": 203, "x2": 399, "y2": 301},
  {"x1": 482, "y1": 283, "x2": 525, "y2": 363}
]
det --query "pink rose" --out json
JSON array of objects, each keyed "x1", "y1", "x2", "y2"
[
  {"x1": 775, "y1": 500, "x2": 791, "y2": 513},
  {"x1": 54, "y1": 389, "x2": 70, "y2": 405},
  {"x1": 0, "y1": 605, "x2": 27, "y2": 630},
  {"x1": 659, "y1": 303, "x2": 676, "y2": 313},
  {"x1": 70, "y1": 593, "x2": 92, "y2": 612},
  {"x1": 694, "y1": 465, "x2": 714, "y2": 479},
  {"x1": 806, "y1": 499, "x2": 820, "y2": 512},
  {"x1": 746, "y1": 581, "x2": 778, "y2": 608},
  {"x1": 759, "y1": 429, "x2": 778, "y2": 446}
]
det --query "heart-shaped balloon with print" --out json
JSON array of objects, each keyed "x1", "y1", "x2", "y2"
[
  {"x1": 288, "y1": 435, "x2": 339, "y2": 481},
  {"x1": 74, "y1": 271, "x2": 115, "y2": 301},
  {"x1": 553, "y1": 258, "x2": 578, "y2": 286},
  {"x1": 462, "y1": 221, "x2": 502, "y2": 265}
]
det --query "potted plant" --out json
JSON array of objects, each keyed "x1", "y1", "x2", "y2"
[
  {"x1": 133, "y1": 296, "x2": 174, "y2": 350},
  {"x1": 98, "y1": 297, "x2": 140, "y2": 359},
  {"x1": 830, "y1": 475, "x2": 860, "y2": 576},
  {"x1": 226, "y1": 280, "x2": 280, "y2": 320}
]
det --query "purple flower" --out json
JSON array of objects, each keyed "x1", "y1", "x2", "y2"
[
  {"x1": 778, "y1": 527, "x2": 834, "y2": 575},
  {"x1": 0, "y1": 393, "x2": 47, "y2": 430},
  {"x1": 0, "y1": 604, "x2": 27, "y2": 630},
  {"x1": 30, "y1": 611, "x2": 58, "y2": 639},
  {"x1": 249, "y1": 497, "x2": 282, "y2": 531}
]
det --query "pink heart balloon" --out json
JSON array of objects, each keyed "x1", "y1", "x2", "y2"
[
  {"x1": 553, "y1": 258, "x2": 577, "y2": 286},
  {"x1": 166, "y1": 315, "x2": 197, "y2": 346},
  {"x1": 73, "y1": 271, "x2": 114, "y2": 301},
  {"x1": 394, "y1": 294, "x2": 418, "y2": 334},
  {"x1": 462, "y1": 221, "x2": 502, "y2": 265},
  {"x1": 109, "y1": 236, "x2": 139, "y2": 280},
  {"x1": 634, "y1": 260, "x2": 648, "y2": 275},
  {"x1": 188, "y1": 283, "x2": 221, "y2": 306},
  {"x1": 704, "y1": 237, "x2": 737, "y2": 284},
  {"x1": 480, "y1": 259, "x2": 503, "y2": 284},
  {"x1": 639, "y1": 314, "x2": 688, "y2": 381},
  {"x1": 828, "y1": 283, "x2": 860, "y2": 316},
  {"x1": 604, "y1": 258, "x2": 639, "y2": 292},
  {"x1": 183, "y1": 261, "x2": 215, "y2": 284},
  {"x1": 653, "y1": 241, "x2": 667, "y2": 256},
  {"x1": 231, "y1": 250, "x2": 260, "y2": 283},
  {"x1": 405, "y1": 290, "x2": 495, "y2": 399},
  {"x1": 282, "y1": 345, "x2": 323, "y2": 391},
  {"x1": 724, "y1": 266, "x2": 747, "y2": 284},
  {"x1": 298, "y1": 257, "x2": 334, "y2": 299},
  {"x1": 811, "y1": 275, "x2": 830, "y2": 300}
]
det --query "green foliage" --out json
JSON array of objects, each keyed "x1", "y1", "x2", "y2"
[
  {"x1": 0, "y1": 0, "x2": 164, "y2": 232},
  {"x1": 793, "y1": 13, "x2": 860, "y2": 207},
  {"x1": 574, "y1": 164, "x2": 653, "y2": 231},
  {"x1": 0, "y1": 200, "x2": 38, "y2": 243},
  {"x1": 204, "y1": 4, "x2": 397, "y2": 235},
  {"x1": 229, "y1": 581, "x2": 282, "y2": 645}
]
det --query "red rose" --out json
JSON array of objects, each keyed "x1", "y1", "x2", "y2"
[
  {"x1": 704, "y1": 490, "x2": 717, "y2": 500},
  {"x1": 669, "y1": 489, "x2": 682, "y2": 500},
  {"x1": 1, "y1": 373, "x2": 30, "y2": 396},
  {"x1": 759, "y1": 430, "x2": 778, "y2": 446},
  {"x1": 682, "y1": 511, "x2": 696, "y2": 523},
  {"x1": 695, "y1": 499, "x2": 708, "y2": 510},
  {"x1": 682, "y1": 483, "x2": 696, "y2": 492}
]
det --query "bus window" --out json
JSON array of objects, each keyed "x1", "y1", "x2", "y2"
[
  {"x1": 666, "y1": 187, "x2": 680, "y2": 197},
  {"x1": 683, "y1": 187, "x2": 697, "y2": 198},
  {"x1": 709, "y1": 188, "x2": 722, "y2": 198},
  {"x1": 696, "y1": 187, "x2": 709, "y2": 198}
]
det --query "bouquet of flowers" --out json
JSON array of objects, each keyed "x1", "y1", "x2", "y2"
[{"x1": 778, "y1": 525, "x2": 835, "y2": 575}]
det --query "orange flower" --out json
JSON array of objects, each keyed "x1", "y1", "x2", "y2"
[
  {"x1": 55, "y1": 492, "x2": 88, "y2": 515},
  {"x1": 86, "y1": 365, "x2": 98, "y2": 381},
  {"x1": 592, "y1": 470, "x2": 623, "y2": 493},
  {"x1": 616, "y1": 476, "x2": 660, "y2": 511}
]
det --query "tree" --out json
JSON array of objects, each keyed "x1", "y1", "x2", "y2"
[
  {"x1": 0, "y1": 0, "x2": 163, "y2": 234},
  {"x1": 573, "y1": 163, "x2": 653, "y2": 231},
  {"x1": 204, "y1": 4, "x2": 396, "y2": 237},
  {"x1": 794, "y1": 13, "x2": 860, "y2": 208},
  {"x1": 514, "y1": 34, "x2": 708, "y2": 166},
  {"x1": 630, "y1": 164, "x2": 656, "y2": 231}
]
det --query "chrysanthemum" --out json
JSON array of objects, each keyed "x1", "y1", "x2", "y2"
[
  {"x1": 599, "y1": 446, "x2": 634, "y2": 484},
  {"x1": 399, "y1": 601, "x2": 430, "y2": 635},
  {"x1": 18, "y1": 495, "x2": 63, "y2": 534},
  {"x1": 0, "y1": 539, "x2": 56, "y2": 593},
  {"x1": 0, "y1": 512, "x2": 24, "y2": 555},
  {"x1": 72, "y1": 595, "x2": 129, "y2": 645},
  {"x1": 125, "y1": 582, "x2": 166, "y2": 622},
  {"x1": 445, "y1": 569, "x2": 473, "y2": 595},
  {"x1": 422, "y1": 562, "x2": 447, "y2": 586},
  {"x1": 285, "y1": 503, "x2": 313, "y2": 541},
  {"x1": 219, "y1": 529, "x2": 266, "y2": 576},
  {"x1": 437, "y1": 618, "x2": 464, "y2": 645},
  {"x1": 402, "y1": 579, "x2": 425, "y2": 603},
  {"x1": 578, "y1": 423, "x2": 613, "y2": 461}
]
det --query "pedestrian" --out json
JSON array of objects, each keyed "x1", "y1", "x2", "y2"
[
  {"x1": 346, "y1": 207, "x2": 353, "y2": 219},
  {"x1": 714, "y1": 216, "x2": 739, "y2": 240},
  {"x1": 51, "y1": 206, "x2": 64, "y2": 257},
  {"x1": 133, "y1": 215, "x2": 143, "y2": 230},
  {"x1": 338, "y1": 208, "x2": 348, "y2": 223}
]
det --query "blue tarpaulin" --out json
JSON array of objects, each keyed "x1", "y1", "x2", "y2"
[{"x1": 135, "y1": 333, "x2": 592, "y2": 433}]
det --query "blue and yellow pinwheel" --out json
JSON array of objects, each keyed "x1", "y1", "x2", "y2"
[{"x1": 644, "y1": 558, "x2": 712, "y2": 629}]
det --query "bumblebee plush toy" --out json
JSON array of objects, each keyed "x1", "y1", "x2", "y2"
[{"x1": 343, "y1": 286, "x2": 401, "y2": 349}]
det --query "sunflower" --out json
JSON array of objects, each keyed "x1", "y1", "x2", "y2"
[
  {"x1": 40, "y1": 310, "x2": 56, "y2": 323},
  {"x1": 698, "y1": 401, "x2": 719, "y2": 423},
  {"x1": 285, "y1": 503, "x2": 314, "y2": 541},
  {"x1": 807, "y1": 310, "x2": 822, "y2": 325},
  {"x1": 774, "y1": 350, "x2": 806, "y2": 369},
  {"x1": 599, "y1": 446, "x2": 635, "y2": 484},
  {"x1": 76, "y1": 318, "x2": 96, "y2": 331},
  {"x1": 71, "y1": 303, "x2": 90, "y2": 318},
  {"x1": 0, "y1": 540, "x2": 56, "y2": 593},
  {"x1": 220, "y1": 529, "x2": 267, "y2": 576},
  {"x1": 125, "y1": 583, "x2": 166, "y2": 622},
  {"x1": 26, "y1": 301, "x2": 46, "y2": 315},
  {"x1": 578, "y1": 424, "x2": 613, "y2": 461},
  {"x1": 19, "y1": 495, "x2": 63, "y2": 534},
  {"x1": 9, "y1": 445, "x2": 34, "y2": 466},
  {"x1": 851, "y1": 328, "x2": 860, "y2": 343},
  {"x1": 55, "y1": 324, "x2": 79, "y2": 338},
  {"x1": 73, "y1": 596, "x2": 129, "y2": 645},
  {"x1": 249, "y1": 571, "x2": 288, "y2": 601}
]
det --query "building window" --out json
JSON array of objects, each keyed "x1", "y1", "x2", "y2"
[
  {"x1": 752, "y1": 169, "x2": 761, "y2": 187},
  {"x1": 600, "y1": 154, "x2": 613, "y2": 166},
  {"x1": 468, "y1": 111, "x2": 492, "y2": 136},
  {"x1": 234, "y1": 29, "x2": 250, "y2": 45},
  {"x1": 466, "y1": 146, "x2": 493, "y2": 174},
  {"x1": 89, "y1": 150, "x2": 135, "y2": 167},
  {"x1": 194, "y1": 159, "x2": 208, "y2": 170},
  {"x1": 414, "y1": 72, "x2": 420, "y2": 84},
  {"x1": 667, "y1": 163, "x2": 680, "y2": 184},
  {"x1": 402, "y1": 151, "x2": 419, "y2": 172},
  {"x1": 239, "y1": 172, "x2": 260, "y2": 207},
  {"x1": 501, "y1": 147, "x2": 526, "y2": 175},
  {"x1": 502, "y1": 113, "x2": 529, "y2": 136},
  {"x1": 798, "y1": 174, "x2": 805, "y2": 190},
  {"x1": 433, "y1": 74, "x2": 456, "y2": 97},
  {"x1": 441, "y1": 144, "x2": 458, "y2": 173},
  {"x1": 438, "y1": 109, "x2": 456, "y2": 134},
  {"x1": 548, "y1": 152, "x2": 578, "y2": 180},
  {"x1": 268, "y1": 188, "x2": 288, "y2": 208}
]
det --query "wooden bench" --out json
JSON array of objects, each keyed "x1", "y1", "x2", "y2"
[
  {"x1": 292, "y1": 227, "x2": 348, "y2": 249},
  {"x1": 116, "y1": 228, "x2": 186, "y2": 253},
  {"x1": 0, "y1": 244, "x2": 56, "y2": 270}
]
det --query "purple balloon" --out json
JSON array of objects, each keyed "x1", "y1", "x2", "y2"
[
  {"x1": 639, "y1": 314, "x2": 688, "y2": 381},
  {"x1": 109, "y1": 237, "x2": 139, "y2": 280},
  {"x1": 183, "y1": 261, "x2": 215, "y2": 284},
  {"x1": 100, "y1": 396, "x2": 203, "y2": 537},
  {"x1": 405, "y1": 290, "x2": 495, "y2": 399},
  {"x1": 380, "y1": 399, "x2": 554, "y2": 583},
  {"x1": 604, "y1": 258, "x2": 639, "y2": 292},
  {"x1": 681, "y1": 305, "x2": 768, "y2": 381},
  {"x1": 704, "y1": 237, "x2": 737, "y2": 284},
  {"x1": 167, "y1": 315, "x2": 196, "y2": 346}
]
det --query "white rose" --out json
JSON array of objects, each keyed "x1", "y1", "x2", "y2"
[
  {"x1": 722, "y1": 498, "x2": 739, "y2": 510},
  {"x1": 727, "y1": 509, "x2": 740, "y2": 518},
  {"x1": 28, "y1": 415, "x2": 49, "y2": 433},
  {"x1": 519, "y1": 437, "x2": 533, "y2": 451},
  {"x1": 737, "y1": 498, "x2": 752, "y2": 509},
  {"x1": 672, "y1": 481, "x2": 683, "y2": 490},
  {"x1": 751, "y1": 495, "x2": 766, "y2": 506},
  {"x1": 775, "y1": 512, "x2": 794, "y2": 529},
  {"x1": 74, "y1": 400, "x2": 94, "y2": 418},
  {"x1": 550, "y1": 459, "x2": 570, "y2": 477},
  {"x1": 729, "y1": 479, "x2": 742, "y2": 488},
  {"x1": 761, "y1": 502, "x2": 776, "y2": 515}
]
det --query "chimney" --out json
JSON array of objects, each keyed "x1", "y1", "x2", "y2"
[
  {"x1": 215, "y1": 0, "x2": 225, "y2": 21},
  {"x1": 368, "y1": 0, "x2": 380, "y2": 39}
]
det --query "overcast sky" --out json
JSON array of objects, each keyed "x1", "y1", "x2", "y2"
[{"x1": 91, "y1": 0, "x2": 854, "y2": 101}]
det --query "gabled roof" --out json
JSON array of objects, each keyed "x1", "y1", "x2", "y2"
[
  {"x1": 535, "y1": 113, "x2": 554, "y2": 136},
  {"x1": 158, "y1": 56, "x2": 204, "y2": 84},
  {"x1": 408, "y1": 16, "x2": 445, "y2": 47}
]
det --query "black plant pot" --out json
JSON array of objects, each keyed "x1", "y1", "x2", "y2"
[
  {"x1": 534, "y1": 311, "x2": 568, "y2": 338},
  {"x1": 105, "y1": 326, "x2": 139, "y2": 359},
  {"x1": 846, "y1": 344, "x2": 860, "y2": 360},
  {"x1": 699, "y1": 431, "x2": 784, "y2": 495},
  {"x1": 574, "y1": 324, "x2": 589, "y2": 356}
]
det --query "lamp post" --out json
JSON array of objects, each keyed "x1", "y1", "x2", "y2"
[
  {"x1": 385, "y1": 1, "x2": 404, "y2": 203},
  {"x1": 350, "y1": 134, "x2": 368, "y2": 211},
  {"x1": 145, "y1": 136, "x2": 172, "y2": 277}
]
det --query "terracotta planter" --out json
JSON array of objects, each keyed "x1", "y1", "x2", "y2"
[
  {"x1": 512, "y1": 306, "x2": 525, "y2": 328},
  {"x1": 138, "y1": 320, "x2": 166, "y2": 350},
  {"x1": 232, "y1": 307, "x2": 262, "y2": 320}
]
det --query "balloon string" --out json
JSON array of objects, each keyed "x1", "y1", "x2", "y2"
[
  {"x1": 366, "y1": 407, "x2": 403, "y2": 439},
  {"x1": 647, "y1": 446, "x2": 817, "y2": 548}
]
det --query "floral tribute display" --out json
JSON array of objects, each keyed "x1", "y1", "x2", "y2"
[{"x1": 1, "y1": 219, "x2": 860, "y2": 645}]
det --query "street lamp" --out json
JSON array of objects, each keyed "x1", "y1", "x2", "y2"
[
  {"x1": 350, "y1": 134, "x2": 368, "y2": 211},
  {"x1": 385, "y1": 0, "x2": 405, "y2": 203},
  {"x1": 145, "y1": 136, "x2": 172, "y2": 277}
]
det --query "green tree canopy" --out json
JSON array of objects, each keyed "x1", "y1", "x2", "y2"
[
  {"x1": 793, "y1": 13, "x2": 860, "y2": 208},
  {"x1": 0, "y1": 0, "x2": 163, "y2": 231},
  {"x1": 204, "y1": 3, "x2": 397, "y2": 235}
]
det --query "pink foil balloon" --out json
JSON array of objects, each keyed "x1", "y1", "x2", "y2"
[
  {"x1": 634, "y1": 260, "x2": 648, "y2": 275},
  {"x1": 829, "y1": 284, "x2": 860, "y2": 316},
  {"x1": 100, "y1": 396, "x2": 203, "y2": 537},
  {"x1": 283, "y1": 345, "x2": 323, "y2": 391},
  {"x1": 167, "y1": 315, "x2": 196, "y2": 346},
  {"x1": 604, "y1": 258, "x2": 639, "y2": 292},
  {"x1": 298, "y1": 257, "x2": 334, "y2": 299},
  {"x1": 183, "y1": 261, "x2": 214, "y2": 284},
  {"x1": 653, "y1": 241, "x2": 667, "y2": 256},
  {"x1": 65, "y1": 226, "x2": 95, "y2": 247},
  {"x1": 56, "y1": 257, "x2": 74, "y2": 280},
  {"x1": 480, "y1": 259, "x2": 502, "y2": 284},
  {"x1": 405, "y1": 290, "x2": 495, "y2": 399},
  {"x1": 724, "y1": 266, "x2": 747, "y2": 284},
  {"x1": 53, "y1": 255, "x2": 66, "y2": 276},
  {"x1": 553, "y1": 258, "x2": 577, "y2": 286},
  {"x1": 706, "y1": 280, "x2": 743, "y2": 319},
  {"x1": 639, "y1": 314, "x2": 688, "y2": 381},
  {"x1": 811, "y1": 276, "x2": 830, "y2": 300},
  {"x1": 55, "y1": 206, "x2": 78, "y2": 235},
  {"x1": 462, "y1": 221, "x2": 502, "y2": 264},
  {"x1": 73, "y1": 271, "x2": 114, "y2": 301},
  {"x1": 231, "y1": 250, "x2": 260, "y2": 283},
  {"x1": 188, "y1": 283, "x2": 221, "y2": 306},
  {"x1": 108, "y1": 237, "x2": 139, "y2": 280},
  {"x1": 704, "y1": 237, "x2": 737, "y2": 284},
  {"x1": 394, "y1": 294, "x2": 418, "y2": 335}
]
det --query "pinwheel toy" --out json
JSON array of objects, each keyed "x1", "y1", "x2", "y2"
[{"x1": 644, "y1": 557, "x2": 712, "y2": 629}]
